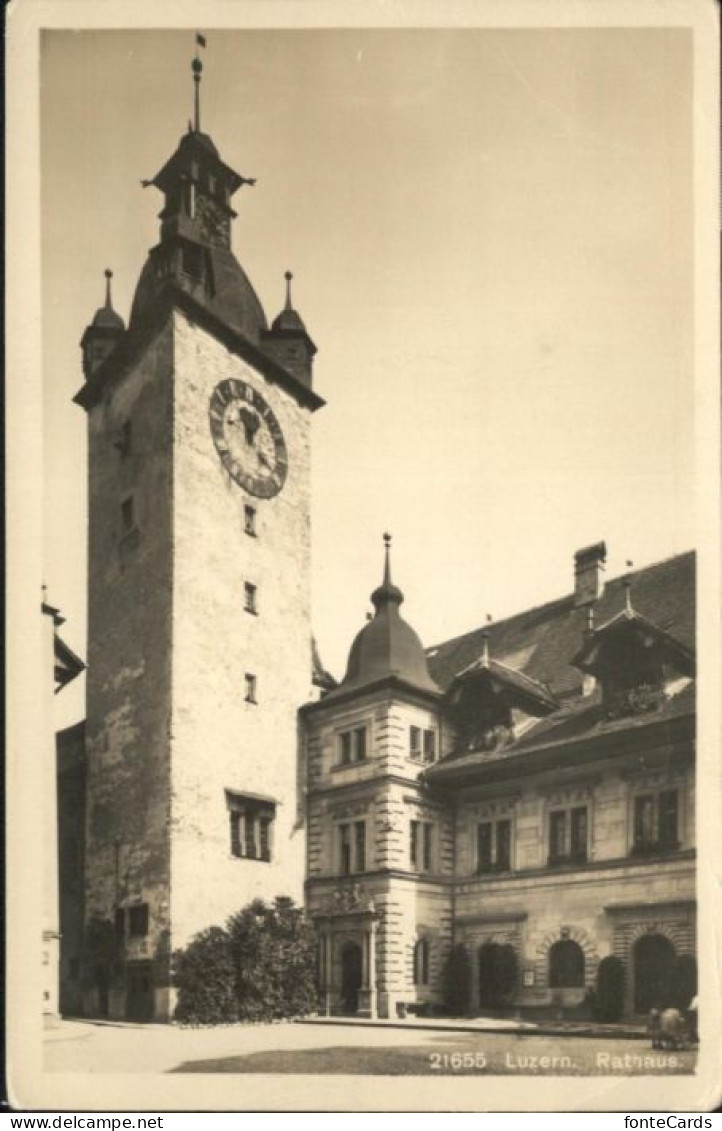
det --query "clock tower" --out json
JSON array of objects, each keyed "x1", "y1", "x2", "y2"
[{"x1": 75, "y1": 48, "x2": 323, "y2": 1021}]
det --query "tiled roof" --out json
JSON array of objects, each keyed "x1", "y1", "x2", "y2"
[
  {"x1": 452, "y1": 656, "x2": 558, "y2": 714},
  {"x1": 427, "y1": 551, "x2": 695, "y2": 700},
  {"x1": 426, "y1": 682, "x2": 695, "y2": 782},
  {"x1": 425, "y1": 551, "x2": 695, "y2": 782}
]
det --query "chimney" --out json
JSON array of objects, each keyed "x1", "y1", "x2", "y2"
[{"x1": 574, "y1": 542, "x2": 606, "y2": 606}]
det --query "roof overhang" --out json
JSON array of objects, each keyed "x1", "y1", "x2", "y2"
[
  {"x1": 300, "y1": 673, "x2": 442, "y2": 716},
  {"x1": 424, "y1": 710, "x2": 694, "y2": 790},
  {"x1": 74, "y1": 288, "x2": 325, "y2": 415}
]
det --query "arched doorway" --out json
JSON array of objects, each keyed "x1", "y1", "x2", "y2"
[
  {"x1": 548, "y1": 940, "x2": 585, "y2": 989},
  {"x1": 340, "y1": 942, "x2": 363, "y2": 1014},
  {"x1": 479, "y1": 942, "x2": 517, "y2": 1009},
  {"x1": 633, "y1": 933, "x2": 676, "y2": 1013}
]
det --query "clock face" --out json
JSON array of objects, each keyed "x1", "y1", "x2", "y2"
[{"x1": 209, "y1": 379, "x2": 288, "y2": 498}]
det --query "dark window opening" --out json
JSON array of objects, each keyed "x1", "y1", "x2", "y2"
[
  {"x1": 338, "y1": 820, "x2": 365, "y2": 874},
  {"x1": 339, "y1": 726, "x2": 367, "y2": 765},
  {"x1": 477, "y1": 818, "x2": 512, "y2": 873},
  {"x1": 114, "y1": 908, "x2": 125, "y2": 942},
  {"x1": 632, "y1": 790, "x2": 679, "y2": 855},
  {"x1": 244, "y1": 505, "x2": 257, "y2": 537},
  {"x1": 244, "y1": 582, "x2": 258, "y2": 614},
  {"x1": 116, "y1": 421, "x2": 132, "y2": 458},
  {"x1": 227, "y1": 793, "x2": 275, "y2": 862},
  {"x1": 121, "y1": 496, "x2": 135, "y2": 533},
  {"x1": 244, "y1": 674, "x2": 257, "y2": 703},
  {"x1": 548, "y1": 806, "x2": 588, "y2": 866},
  {"x1": 182, "y1": 242, "x2": 204, "y2": 280},
  {"x1": 410, "y1": 726, "x2": 437, "y2": 763},
  {"x1": 410, "y1": 819, "x2": 434, "y2": 873},
  {"x1": 339, "y1": 823, "x2": 352, "y2": 875},
  {"x1": 354, "y1": 821, "x2": 366, "y2": 872},
  {"x1": 549, "y1": 939, "x2": 585, "y2": 988},
  {"x1": 413, "y1": 939, "x2": 430, "y2": 986},
  {"x1": 128, "y1": 904, "x2": 149, "y2": 938}
]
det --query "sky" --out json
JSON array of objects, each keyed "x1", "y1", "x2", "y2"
[{"x1": 41, "y1": 27, "x2": 695, "y2": 727}]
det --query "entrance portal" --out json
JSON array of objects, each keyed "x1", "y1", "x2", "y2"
[
  {"x1": 478, "y1": 943, "x2": 517, "y2": 1010},
  {"x1": 126, "y1": 961, "x2": 154, "y2": 1022},
  {"x1": 633, "y1": 933, "x2": 676, "y2": 1013},
  {"x1": 340, "y1": 942, "x2": 363, "y2": 1014}
]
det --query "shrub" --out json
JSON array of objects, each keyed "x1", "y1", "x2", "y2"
[
  {"x1": 595, "y1": 956, "x2": 625, "y2": 1022},
  {"x1": 441, "y1": 943, "x2": 471, "y2": 1015},
  {"x1": 228, "y1": 897, "x2": 319, "y2": 1022},
  {"x1": 173, "y1": 897, "x2": 318, "y2": 1025},
  {"x1": 174, "y1": 926, "x2": 238, "y2": 1025}
]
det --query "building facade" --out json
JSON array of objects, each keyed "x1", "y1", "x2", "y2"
[
  {"x1": 56, "y1": 52, "x2": 696, "y2": 1024},
  {"x1": 304, "y1": 542, "x2": 695, "y2": 1020}
]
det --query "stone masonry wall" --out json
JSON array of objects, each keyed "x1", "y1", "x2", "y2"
[
  {"x1": 83, "y1": 321, "x2": 175, "y2": 1014},
  {"x1": 169, "y1": 313, "x2": 312, "y2": 950}
]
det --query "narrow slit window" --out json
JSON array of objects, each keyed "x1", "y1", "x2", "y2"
[
  {"x1": 244, "y1": 582, "x2": 258, "y2": 614},
  {"x1": 244, "y1": 505, "x2": 257, "y2": 537},
  {"x1": 121, "y1": 496, "x2": 135, "y2": 533},
  {"x1": 244, "y1": 673, "x2": 257, "y2": 703}
]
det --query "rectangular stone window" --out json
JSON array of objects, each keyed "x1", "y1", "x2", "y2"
[
  {"x1": 409, "y1": 727, "x2": 437, "y2": 763},
  {"x1": 338, "y1": 820, "x2": 366, "y2": 874},
  {"x1": 632, "y1": 789, "x2": 679, "y2": 855},
  {"x1": 227, "y1": 792, "x2": 275, "y2": 862},
  {"x1": 339, "y1": 726, "x2": 366, "y2": 765},
  {"x1": 548, "y1": 806, "x2": 588, "y2": 866},
  {"x1": 410, "y1": 819, "x2": 434, "y2": 873},
  {"x1": 244, "y1": 582, "x2": 258, "y2": 615},
  {"x1": 114, "y1": 908, "x2": 125, "y2": 942},
  {"x1": 116, "y1": 420, "x2": 132, "y2": 458},
  {"x1": 339, "y1": 822, "x2": 352, "y2": 874},
  {"x1": 244, "y1": 673, "x2": 257, "y2": 703},
  {"x1": 244, "y1": 505, "x2": 257, "y2": 537},
  {"x1": 121, "y1": 495, "x2": 135, "y2": 534},
  {"x1": 413, "y1": 939, "x2": 430, "y2": 986},
  {"x1": 477, "y1": 818, "x2": 511, "y2": 874},
  {"x1": 355, "y1": 821, "x2": 366, "y2": 872},
  {"x1": 128, "y1": 904, "x2": 149, "y2": 938}
]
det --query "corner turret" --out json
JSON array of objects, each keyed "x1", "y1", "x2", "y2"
[{"x1": 80, "y1": 270, "x2": 126, "y2": 380}]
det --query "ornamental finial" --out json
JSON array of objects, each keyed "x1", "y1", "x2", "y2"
[
  {"x1": 481, "y1": 631, "x2": 490, "y2": 667},
  {"x1": 284, "y1": 271, "x2": 294, "y2": 311},
  {"x1": 370, "y1": 532, "x2": 404, "y2": 611}
]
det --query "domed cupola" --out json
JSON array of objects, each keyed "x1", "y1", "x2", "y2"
[
  {"x1": 80, "y1": 270, "x2": 126, "y2": 380},
  {"x1": 330, "y1": 535, "x2": 440, "y2": 699},
  {"x1": 261, "y1": 271, "x2": 317, "y2": 389}
]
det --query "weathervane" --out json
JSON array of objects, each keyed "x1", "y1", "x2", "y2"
[{"x1": 192, "y1": 33, "x2": 207, "y2": 132}]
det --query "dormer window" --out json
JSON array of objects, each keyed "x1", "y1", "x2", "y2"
[
  {"x1": 572, "y1": 597, "x2": 694, "y2": 722},
  {"x1": 446, "y1": 642, "x2": 558, "y2": 754}
]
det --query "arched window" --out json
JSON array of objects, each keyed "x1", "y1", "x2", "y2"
[
  {"x1": 413, "y1": 939, "x2": 430, "y2": 985},
  {"x1": 548, "y1": 939, "x2": 585, "y2": 988}
]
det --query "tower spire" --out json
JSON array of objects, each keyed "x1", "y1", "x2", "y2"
[
  {"x1": 104, "y1": 268, "x2": 114, "y2": 310},
  {"x1": 284, "y1": 270, "x2": 294, "y2": 312},
  {"x1": 371, "y1": 532, "x2": 404, "y2": 611},
  {"x1": 192, "y1": 33, "x2": 206, "y2": 132}
]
